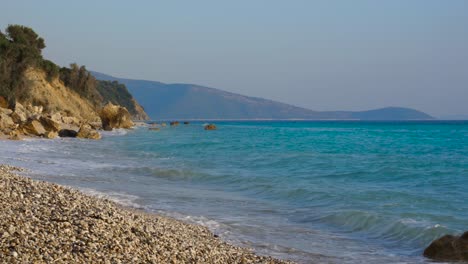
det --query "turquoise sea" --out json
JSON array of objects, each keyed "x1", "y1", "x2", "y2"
[{"x1": 1, "y1": 121, "x2": 467, "y2": 263}]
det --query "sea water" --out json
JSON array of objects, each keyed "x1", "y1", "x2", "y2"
[{"x1": 1, "y1": 121, "x2": 467, "y2": 263}]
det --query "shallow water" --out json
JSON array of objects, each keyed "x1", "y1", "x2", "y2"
[{"x1": 1, "y1": 121, "x2": 467, "y2": 263}]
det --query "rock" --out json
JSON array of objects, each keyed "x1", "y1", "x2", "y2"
[
  {"x1": 161, "y1": 123, "x2": 167, "y2": 127},
  {"x1": 45, "y1": 131, "x2": 58, "y2": 139},
  {"x1": 77, "y1": 126, "x2": 101, "y2": 140},
  {"x1": 40, "y1": 117, "x2": 61, "y2": 132},
  {"x1": 424, "y1": 231, "x2": 468, "y2": 262},
  {"x1": 88, "y1": 122, "x2": 103, "y2": 130},
  {"x1": 184, "y1": 122, "x2": 190, "y2": 125},
  {"x1": 148, "y1": 127, "x2": 160, "y2": 131},
  {"x1": 21, "y1": 120, "x2": 46, "y2": 136},
  {"x1": 0, "y1": 107, "x2": 13, "y2": 115},
  {"x1": 0, "y1": 113, "x2": 15, "y2": 131},
  {"x1": 10, "y1": 111, "x2": 27, "y2": 124},
  {"x1": 62, "y1": 116, "x2": 80, "y2": 126},
  {"x1": 9, "y1": 103, "x2": 28, "y2": 123},
  {"x1": 58, "y1": 129, "x2": 78, "y2": 138},
  {"x1": 204, "y1": 124, "x2": 217, "y2": 130},
  {"x1": 0, "y1": 96, "x2": 8, "y2": 108},
  {"x1": 99, "y1": 103, "x2": 134, "y2": 130},
  {"x1": 170, "y1": 121, "x2": 180, "y2": 126},
  {"x1": 50, "y1": 112, "x2": 62, "y2": 123},
  {"x1": 8, "y1": 130, "x2": 22, "y2": 140}
]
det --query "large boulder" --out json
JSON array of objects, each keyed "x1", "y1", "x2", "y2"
[
  {"x1": 45, "y1": 131, "x2": 58, "y2": 139},
  {"x1": 99, "y1": 103, "x2": 134, "y2": 131},
  {"x1": 21, "y1": 120, "x2": 46, "y2": 136},
  {"x1": 40, "y1": 117, "x2": 61, "y2": 132},
  {"x1": 424, "y1": 231, "x2": 468, "y2": 262},
  {"x1": 58, "y1": 129, "x2": 78, "y2": 138},
  {"x1": 11, "y1": 111, "x2": 27, "y2": 124},
  {"x1": 77, "y1": 126, "x2": 101, "y2": 140},
  {"x1": 50, "y1": 112, "x2": 62, "y2": 123},
  {"x1": 10, "y1": 103, "x2": 27, "y2": 123},
  {"x1": 0, "y1": 113, "x2": 15, "y2": 128}
]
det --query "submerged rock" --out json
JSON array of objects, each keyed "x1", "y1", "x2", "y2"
[
  {"x1": 424, "y1": 231, "x2": 468, "y2": 261},
  {"x1": 148, "y1": 127, "x2": 160, "y2": 131},
  {"x1": 99, "y1": 102, "x2": 133, "y2": 130},
  {"x1": 204, "y1": 124, "x2": 217, "y2": 130}
]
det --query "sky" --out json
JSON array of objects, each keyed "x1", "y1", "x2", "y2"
[{"x1": 1, "y1": 0, "x2": 467, "y2": 117}]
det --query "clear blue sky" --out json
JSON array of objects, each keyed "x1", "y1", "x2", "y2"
[{"x1": 2, "y1": 0, "x2": 467, "y2": 117}]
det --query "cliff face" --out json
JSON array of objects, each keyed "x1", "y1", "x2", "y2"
[
  {"x1": 18, "y1": 68, "x2": 149, "y2": 121},
  {"x1": 21, "y1": 68, "x2": 100, "y2": 122},
  {"x1": 131, "y1": 98, "x2": 150, "y2": 120}
]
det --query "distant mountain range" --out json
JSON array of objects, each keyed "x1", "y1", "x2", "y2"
[{"x1": 92, "y1": 71, "x2": 434, "y2": 120}]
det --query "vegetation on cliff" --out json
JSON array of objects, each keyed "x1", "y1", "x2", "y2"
[{"x1": 0, "y1": 24, "x2": 148, "y2": 120}]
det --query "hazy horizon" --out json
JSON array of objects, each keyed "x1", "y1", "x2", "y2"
[{"x1": 1, "y1": 1, "x2": 467, "y2": 117}]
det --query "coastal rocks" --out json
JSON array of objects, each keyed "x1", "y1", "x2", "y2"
[
  {"x1": 39, "y1": 116, "x2": 61, "y2": 132},
  {"x1": 77, "y1": 126, "x2": 101, "y2": 140},
  {"x1": 184, "y1": 121, "x2": 190, "y2": 125},
  {"x1": 170, "y1": 121, "x2": 180, "y2": 126},
  {"x1": 424, "y1": 231, "x2": 468, "y2": 262},
  {"x1": 99, "y1": 102, "x2": 134, "y2": 131},
  {"x1": 0, "y1": 101, "x2": 134, "y2": 140},
  {"x1": 58, "y1": 129, "x2": 78, "y2": 138},
  {"x1": 11, "y1": 111, "x2": 27, "y2": 123},
  {"x1": 204, "y1": 124, "x2": 217, "y2": 130},
  {"x1": 21, "y1": 120, "x2": 46, "y2": 136},
  {"x1": 61, "y1": 116, "x2": 80, "y2": 126},
  {"x1": 8, "y1": 129, "x2": 22, "y2": 140},
  {"x1": 45, "y1": 131, "x2": 58, "y2": 139},
  {"x1": 0, "y1": 113, "x2": 15, "y2": 131}
]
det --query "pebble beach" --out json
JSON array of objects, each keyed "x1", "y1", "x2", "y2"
[{"x1": 0, "y1": 164, "x2": 291, "y2": 263}]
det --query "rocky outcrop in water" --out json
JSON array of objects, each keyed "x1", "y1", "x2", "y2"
[
  {"x1": 204, "y1": 124, "x2": 217, "y2": 130},
  {"x1": 99, "y1": 102, "x2": 134, "y2": 131},
  {"x1": 77, "y1": 125, "x2": 101, "y2": 140},
  {"x1": 424, "y1": 231, "x2": 468, "y2": 262}
]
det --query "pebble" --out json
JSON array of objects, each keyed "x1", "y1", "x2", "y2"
[{"x1": 0, "y1": 164, "x2": 293, "y2": 263}]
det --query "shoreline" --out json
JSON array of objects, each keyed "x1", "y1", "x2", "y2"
[{"x1": 0, "y1": 164, "x2": 292, "y2": 263}]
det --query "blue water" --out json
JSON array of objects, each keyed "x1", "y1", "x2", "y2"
[{"x1": 1, "y1": 121, "x2": 467, "y2": 263}]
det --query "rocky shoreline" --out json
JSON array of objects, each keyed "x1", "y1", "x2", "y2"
[
  {"x1": 0, "y1": 101, "x2": 134, "y2": 141},
  {"x1": 0, "y1": 164, "x2": 291, "y2": 263}
]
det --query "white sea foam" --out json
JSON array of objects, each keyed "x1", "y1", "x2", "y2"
[
  {"x1": 80, "y1": 188, "x2": 143, "y2": 208},
  {"x1": 100, "y1": 128, "x2": 129, "y2": 137}
]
